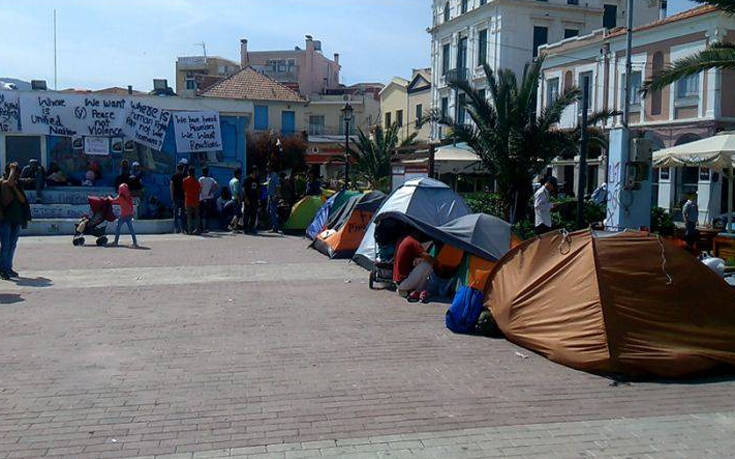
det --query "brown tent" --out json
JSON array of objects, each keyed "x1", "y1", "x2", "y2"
[{"x1": 484, "y1": 229, "x2": 735, "y2": 378}]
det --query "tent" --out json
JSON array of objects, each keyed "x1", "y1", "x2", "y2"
[
  {"x1": 282, "y1": 196, "x2": 325, "y2": 234},
  {"x1": 653, "y1": 132, "x2": 735, "y2": 232},
  {"x1": 353, "y1": 177, "x2": 470, "y2": 268},
  {"x1": 312, "y1": 191, "x2": 387, "y2": 258},
  {"x1": 306, "y1": 190, "x2": 362, "y2": 240},
  {"x1": 485, "y1": 229, "x2": 735, "y2": 378}
]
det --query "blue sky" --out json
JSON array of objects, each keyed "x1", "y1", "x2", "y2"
[{"x1": 0, "y1": 0, "x2": 698, "y2": 91}]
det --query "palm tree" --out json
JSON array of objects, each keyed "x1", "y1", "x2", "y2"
[
  {"x1": 642, "y1": 0, "x2": 735, "y2": 93},
  {"x1": 440, "y1": 58, "x2": 580, "y2": 223},
  {"x1": 346, "y1": 123, "x2": 417, "y2": 189}
]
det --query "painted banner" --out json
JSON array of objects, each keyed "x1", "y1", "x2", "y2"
[
  {"x1": 0, "y1": 90, "x2": 20, "y2": 133},
  {"x1": 122, "y1": 100, "x2": 171, "y2": 151},
  {"x1": 19, "y1": 92, "x2": 127, "y2": 137},
  {"x1": 83, "y1": 136, "x2": 110, "y2": 155},
  {"x1": 172, "y1": 111, "x2": 222, "y2": 153}
]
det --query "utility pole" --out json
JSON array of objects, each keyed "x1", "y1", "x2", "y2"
[
  {"x1": 622, "y1": 0, "x2": 634, "y2": 128},
  {"x1": 53, "y1": 9, "x2": 57, "y2": 90},
  {"x1": 577, "y1": 76, "x2": 589, "y2": 229}
]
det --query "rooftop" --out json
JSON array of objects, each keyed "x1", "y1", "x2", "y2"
[{"x1": 199, "y1": 67, "x2": 305, "y2": 103}]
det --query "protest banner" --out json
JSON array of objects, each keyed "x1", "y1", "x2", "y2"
[
  {"x1": 0, "y1": 90, "x2": 21, "y2": 133},
  {"x1": 19, "y1": 92, "x2": 126, "y2": 137},
  {"x1": 123, "y1": 100, "x2": 171, "y2": 150},
  {"x1": 172, "y1": 111, "x2": 222, "y2": 153}
]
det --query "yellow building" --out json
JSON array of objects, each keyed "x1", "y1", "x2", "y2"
[
  {"x1": 175, "y1": 56, "x2": 241, "y2": 97},
  {"x1": 380, "y1": 69, "x2": 431, "y2": 142}
]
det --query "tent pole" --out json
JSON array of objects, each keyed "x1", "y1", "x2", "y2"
[{"x1": 728, "y1": 166, "x2": 733, "y2": 234}]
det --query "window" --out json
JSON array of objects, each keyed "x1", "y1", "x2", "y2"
[
  {"x1": 628, "y1": 71, "x2": 642, "y2": 106},
  {"x1": 185, "y1": 79, "x2": 196, "y2": 90},
  {"x1": 651, "y1": 52, "x2": 664, "y2": 115},
  {"x1": 281, "y1": 111, "x2": 295, "y2": 135},
  {"x1": 442, "y1": 43, "x2": 451, "y2": 75},
  {"x1": 532, "y1": 26, "x2": 548, "y2": 58},
  {"x1": 564, "y1": 29, "x2": 579, "y2": 39},
  {"x1": 567, "y1": 0, "x2": 579, "y2": 4},
  {"x1": 480, "y1": 0, "x2": 486, "y2": 4},
  {"x1": 339, "y1": 115, "x2": 356, "y2": 135},
  {"x1": 457, "y1": 93, "x2": 466, "y2": 125},
  {"x1": 564, "y1": 70, "x2": 573, "y2": 91},
  {"x1": 660, "y1": 167, "x2": 670, "y2": 180},
  {"x1": 5, "y1": 135, "x2": 41, "y2": 167},
  {"x1": 254, "y1": 105, "x2": 268, "y2": 130},
  {"x1": 603, "y1": 4, "x2": 617, "y2": 29},
  {"x1": 478, "y1": 29, "x2": 488, "y2": 66},
  {"x1": 385, "y1": 111, "x2": 392, "y2": 127},
  {"x1": 457, "y1": 37, "x2": 468, "y2": 70},
  {"x1": 396, "y1": 110, "x2": 404, "y2": 127},
  {"x1": 461, "y1": 0, "x2": 468, "y2": 14},
  {"x1": 700, "y1": 167, "x2": 711, "y2": 181},
  {"x1": 546, "y1": 78, "x2": 559, "y2": 107},
  {"x1": 415, "y1": 104, "x2": 423, "y2": 128},
  {"x1": 443, "y1": 2, "x2": 450, "y2": 22},
  {"x1": 441, "y1": 97, "x2": 449, "y2": 120},
  {"x1": 578, "y1": 71, "x2": 593, "y2": 112},
  {"x1": 676, "y1": 73, "x2": 699, "y2": 100},
  {"x1": 308, "y1": 115, "x2": 325, "y2": 135}
]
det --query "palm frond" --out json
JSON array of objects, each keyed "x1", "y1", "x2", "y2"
[
  {"x1": 642, "y1": 41, "x2": 735, "y2": 93},
  {"x1": 694, "y1": 0, "x2": 735, "y2": 15}
]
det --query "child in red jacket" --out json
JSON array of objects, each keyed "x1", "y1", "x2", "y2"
[{"x1": 110, "y1": 183, "x2": 138, "y2": 247}]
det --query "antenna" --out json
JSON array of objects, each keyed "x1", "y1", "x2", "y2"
[
  {"x1": 53, "y1": 9, "x2": 57, "y2": 90},
  {"x1": 195, "y1": 41, "x2": 207, "y2": 59}
]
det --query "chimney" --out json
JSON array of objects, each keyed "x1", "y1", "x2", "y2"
[
  {"x1": 333, "y1": 53, "x2": 340, "y2": 65},
  {"x1": 127, "y1": 85, "x2": 133, "y2": 95},
  {"x1": 305, "y1": 35, "x2": 314, "y2": 54},
  {"x1": 659, "y1": 0, "x2": 668, "y2": 20},
  {"x1": 240, "y1": 38, "x2": 249, "y2": 67}
]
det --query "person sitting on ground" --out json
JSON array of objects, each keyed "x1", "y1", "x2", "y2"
[
  {"x1": 19, "y1": 159, "x2": 45, "y2": 201},
  {"x1": 393, "y1": 230, "x2": 436, "y2": 303},
  {"x1": 82, "y1": 166, "x2": 96, "y2": 187},
  {"x1": 182, "y1": 166, "x2": 202, "y2": 235},
  {"x1": 217, "y1": 187, "x2": 234, "y2": 230},
  {"x1": 45, "y1": 162, "x2": 68, "y2": 186}
]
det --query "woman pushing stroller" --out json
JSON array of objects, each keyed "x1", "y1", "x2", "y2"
[{"x1": 110, "y1": 183, "x2": 139, "y2": 248}]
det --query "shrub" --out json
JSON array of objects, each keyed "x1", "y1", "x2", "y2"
[
  {"x1": 651, "y1": 207, "x2": 675, "y2": 236},
  {"x1": 464, "y1": 193, "x2": 507, "y2": 218}
]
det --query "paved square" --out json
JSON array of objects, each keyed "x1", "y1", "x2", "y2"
[{"x1": 1, "y1": 234, "x2": 734, "y2": 458}]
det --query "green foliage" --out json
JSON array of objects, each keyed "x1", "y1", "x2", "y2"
[
  {"x1": 512, "y1": 220, "x2": 536, "y2": 241},
  {"x1": 550, "y1": 198, "x2": 606, "y2": 232},
  {"x1": 464, "y1": 192, "x2": 507, "y2": 217},
  {"x1": 651, "y1": 207, "x2": 676, "y2": 236},
  {"x1": 347, "y1": 122, "x2": 417, "y2": 189}
]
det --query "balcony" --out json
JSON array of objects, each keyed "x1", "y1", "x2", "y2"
[{"x1": 445, "y1": 68, "x2": 469, "y2": 85}]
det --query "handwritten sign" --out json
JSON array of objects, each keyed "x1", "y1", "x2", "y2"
[
  {"x1": 19, "y1": 92, "x2": 126, "y2": 137},
  {"x1": 172, "y1": 111, "x2": 222, "y2": 153},
  {"x1": 122, "y1": 100, "x2": 171, "y2": 151},
  {"x1": 83, "y1": 136, "x2": 110, "y2": 156},
  {"x1": 0, "y1": 90, "x2": 20, "y2": 133}
]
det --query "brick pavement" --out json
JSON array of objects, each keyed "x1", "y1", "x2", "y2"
[{"x1": 1, "y1": 234, "x2": 734, "y2": 458}]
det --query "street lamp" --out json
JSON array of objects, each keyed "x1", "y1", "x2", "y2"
[{"x1": 341, "y1": 103, "x2": 354, "y2": 189}]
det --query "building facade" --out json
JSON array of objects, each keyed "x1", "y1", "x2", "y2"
[
  {"x1": 241, "y1": 36, "x2": 341, "y2": 98},
  {"x1": 429, "y1": 0, "x2": 663, "y2": 140},
  {"x1": 380, "y1": 69, "x2": 432, "y2": 142},
  {"x1": 538, "y1": 5, "x2": 735, "y2": 224},
  {"x1": 175, "y1": 56, "x2": 241, "y2": 97}
]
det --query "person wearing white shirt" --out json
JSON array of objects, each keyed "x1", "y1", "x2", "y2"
[
  {"x1": 198, "y1": 167, "x2": 218, "y2": 233},
  {"x1": 534, "y1": 176, "x2": 556, "y2": 235}
]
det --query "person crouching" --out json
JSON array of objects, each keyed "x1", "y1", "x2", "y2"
[{"x1": 393, "y1": 231, "x2": 435, "y2": 303}]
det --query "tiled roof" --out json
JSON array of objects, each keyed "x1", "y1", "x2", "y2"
[{"x1": 199, "y1": 67, "x2": 305, "y2": 103}]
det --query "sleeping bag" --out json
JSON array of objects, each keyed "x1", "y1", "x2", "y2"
[{"x1": 446, "y1": 286, "x2": 484, "y2": 334}]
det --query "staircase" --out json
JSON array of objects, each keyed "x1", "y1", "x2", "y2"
[{"x1": 21, "y1": 187, "x2": 173, "y2": 236}]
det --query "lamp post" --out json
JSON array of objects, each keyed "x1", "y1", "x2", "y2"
[{"x1": 341, "y1": 103, "x2": 354, "y2": 189}]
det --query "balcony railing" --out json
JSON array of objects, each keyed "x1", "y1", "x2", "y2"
[{"x1": 445, "y1": 68, "x2": 469, "y2": 84}]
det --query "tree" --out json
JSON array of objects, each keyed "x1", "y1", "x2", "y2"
[
  {"x1": 346, "y1": 123, "x2": 417, "y2": 189},
  {"x1": 440, "y1": 59, "x2": 580, "y2": 223},
  {"x1": 642, "y1": 0, "x2": 735, "y2": 93},
  {"x1": 247, "y1": 131, "x2": 306, "y2": 172}
]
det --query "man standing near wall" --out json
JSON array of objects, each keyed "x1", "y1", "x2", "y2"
[
  {"x1": 170, "y1": 160, "x2": 187, "y2": 234},
  {"x1": 198, "y1": 167, "x2": 218, "y2": 233}
]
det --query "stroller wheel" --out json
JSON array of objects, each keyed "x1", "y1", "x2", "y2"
[
  {"x1": 96, "y1": 236, "x2": 108, "y2": 247},
  {"x1": 369, "y1": 271, "x2": 376, "y2": 290},
  {"x1": 73, "y1": 237, "x2": 85, "y2": 246}
]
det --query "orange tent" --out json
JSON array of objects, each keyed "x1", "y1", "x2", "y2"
[
  {"x1": 485, "y1": 230, "x2": 735, "y2": 378},
  {"x1": 313, "y1": 191, "x2": 386, "y2": 259}
]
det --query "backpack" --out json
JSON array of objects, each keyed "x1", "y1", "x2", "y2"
[{"x1": 445, "y1": 286, "x2": 485, "y2": 334}]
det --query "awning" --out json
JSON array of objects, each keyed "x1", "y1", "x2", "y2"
[{"x1": 653, "y1": 133, "x2": 735, "y2": 169}]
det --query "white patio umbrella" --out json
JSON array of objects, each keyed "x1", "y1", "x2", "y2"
[{"x1": 653, "y1": 132, "x2": 735, "y2": 233}]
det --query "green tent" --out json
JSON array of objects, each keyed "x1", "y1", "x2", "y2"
[{"x1": 283, "y1": 196, "x2": 325, "y2": 234}]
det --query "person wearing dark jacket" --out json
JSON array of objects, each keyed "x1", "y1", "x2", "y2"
[{"x1": 0, "y1": 162, "x2": 31, "y2": 280}]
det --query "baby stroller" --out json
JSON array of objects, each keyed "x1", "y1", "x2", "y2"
[
  {"x1": 368, "y1": 218, "x2": 406, "y2": 290},
  {"x1": 73, "y1": 196, "x2": 116, "y2": 246}
]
